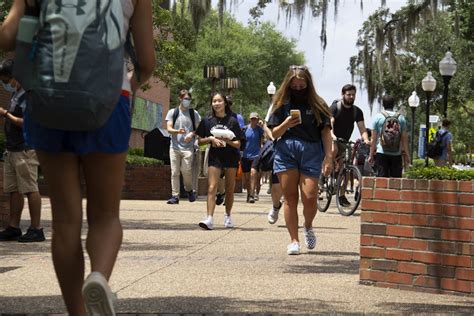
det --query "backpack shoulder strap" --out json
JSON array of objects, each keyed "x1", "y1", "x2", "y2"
[
  {"x1": 381, "y1": 110, "x2": 389, "y2": 118},
  {"x1": 335, "y1": 100, "x2": 343, "y2": 119},
  {"x1": 189, "y1": 108, "x2": 196, "y2": 131},
  {"x1": 172, "y1": 107, "x2": 179, "y2": 127}
]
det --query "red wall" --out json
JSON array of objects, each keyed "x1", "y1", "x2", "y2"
[{"x1": 360, "y1": 177, "x2": 474, "y2": 296}]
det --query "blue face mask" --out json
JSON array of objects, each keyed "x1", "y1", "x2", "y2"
[
  {"x1": 182, "y1": 99, "x2": 192, "y2": 108},
  {"x1": 2, "y1": 81, "x2": 16, "y2": 93}
]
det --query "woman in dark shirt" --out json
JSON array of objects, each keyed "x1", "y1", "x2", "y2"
[
  {"x1": 196, "y1": 92, "x2": 243, "y2": 230},
  {"x1": 268, "y1": 66, "x2": 333, "y2": 255}
]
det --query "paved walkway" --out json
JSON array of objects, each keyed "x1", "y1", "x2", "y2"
[{"x1": 1, "y1": 185, "x2": 474, "y2": 314}]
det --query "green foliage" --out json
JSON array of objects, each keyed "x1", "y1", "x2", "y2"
[
  {"x1": 157, "y1": 9, "x2": 304, "y2": 119},
  {"x1": 412, "y1": 158, "x2": 434, "y2": 168},
  {"x1": 405, "y1": 166, "x2": 474, "y2": 181},
  {"x1": 126, "y1": 148, "x2": 163, "y2": 166}
]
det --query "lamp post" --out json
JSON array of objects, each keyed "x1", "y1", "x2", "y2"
[
  {"x1": 267, "y1": 81, "x2": 276, "y2": 100},
  {"x1": 408, "y1": 91, "x2": 420, "y2": 163},
  {"x1": 203, "y1": 65, "x2": 226, "y2": 95},
  {"x1": 421, "y1": 71, "x2": 437, "y2": 167},
  {"x1": 438, "y1": 50, "x2": 457, "y2": 118}
]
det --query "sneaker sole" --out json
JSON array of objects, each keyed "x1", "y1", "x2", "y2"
[
  {"x1": 287, "y1": 250, "x2": 300, "y2": 255},
  {"x1": 18, "y1": 237, "x2": 46, "y2": 243},
  {"x1": 82, "y1": 276, "x2": 115, "y2": 316},
  {"x1": 198, "y1": 222, "x2": 213, "y2": 230}
]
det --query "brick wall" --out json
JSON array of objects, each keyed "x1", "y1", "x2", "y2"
[
  {"x1": 360, "y1": 177, "x2": 474, "y2": 296},
  {"x1": 122, "y1": 164, "x2": 171, "y2": 200},
  {"x1": 0, "y1": 163, "x2": 9, "y2": 227}
]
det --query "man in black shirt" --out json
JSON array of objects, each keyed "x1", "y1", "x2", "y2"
[
  {"x1": 330, "y1": 84, "x2": 370, "y2": 207},
  {"x1": 0, "y1": 59, "x2": 44, "y2": 242}
]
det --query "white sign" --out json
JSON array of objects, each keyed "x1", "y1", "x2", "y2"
[{"x1": 429, "y1": 115, "x2": 440, "y2": 123}]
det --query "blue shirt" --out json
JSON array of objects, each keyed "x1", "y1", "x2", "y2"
[
  {"x1": 372, "y1": 110, "x2": 407, "y2": 156},
  {"x1": 243, "y1": 125, "x2": 264, "y2": 159}
]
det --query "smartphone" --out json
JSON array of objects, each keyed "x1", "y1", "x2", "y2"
[{"x1": 290, "y1": 109, "x2": 302, "y2": 124}]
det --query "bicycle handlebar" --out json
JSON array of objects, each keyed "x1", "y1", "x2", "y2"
[{"x1": 336, "y1": 138, "x2": 355, "y2": 145}]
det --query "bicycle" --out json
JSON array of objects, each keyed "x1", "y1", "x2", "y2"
[{"x1": 317, "y1": 138, "x2": 362, "y2": 216}]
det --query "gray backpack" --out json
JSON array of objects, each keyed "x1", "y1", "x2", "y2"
[{"x1": 15, "y1": 0, "x2": 125, "y2": 131}]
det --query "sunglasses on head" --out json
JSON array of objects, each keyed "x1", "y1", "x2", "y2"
[{"x1": 289, "y1": 65, "x2": 307, "y2": 71}]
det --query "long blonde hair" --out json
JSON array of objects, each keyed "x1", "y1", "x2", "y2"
[{"x1": 272, "y1": 67, "x2": 331, "y2": 125}]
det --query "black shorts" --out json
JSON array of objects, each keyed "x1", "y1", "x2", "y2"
[
  {"x1": 208, "y1": 152, "x2": 240, "y2": 169},
  {"x1": 241, "y1": 157, "x2": 259, "y2": 173}
]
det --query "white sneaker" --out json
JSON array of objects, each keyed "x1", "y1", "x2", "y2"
[
  {"x1": 287, "y1": 242, "x2": 301, "y2": 255},
  {"x1": 224, "y1": 215, "x2": 234, "y2": 228},
  {"x1": 82, "y1": 272, "x2": 116, "y2": 316},
  {"x1": 304, "y1": 227, "x2": 317, "y2": 249},
  {"x1": 267, "y1": 202, "x2": 282, "y2": 224},
  {"x1": 199, "y1": 217, "x2": 213, "y2": 230}
]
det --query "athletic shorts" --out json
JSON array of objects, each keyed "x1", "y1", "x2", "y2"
[
  {"x1": 241, "y1": 157, "x2": 259, "y2": 173},
  {"x1": 273, "y1": 137, "x2": 324, "y2": 179},
  {"x1": 24, "y1": 95, "x2": 131, "y2": 155}
]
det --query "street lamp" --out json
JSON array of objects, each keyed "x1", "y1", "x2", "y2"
[
  {"x1": 203, "y1": 65, "x2": 226, "y2": 95},
  {"x1": 267, "y1": 81, "x2": 276, "y2": 99},
  {"x1": 421, "y1": 71, "x2": 437, "y2": 167},
  {"x1": 439, "y1": 50, "x2": 457, "y2": 118},
  {"x1": 408, "y1": 91, "x2": 420, "y2": 163}
]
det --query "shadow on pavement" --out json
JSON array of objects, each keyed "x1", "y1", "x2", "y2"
[
  {"x1": 1, "y1": 294, "x2": 474, "y2": 314},
  {"x1": 284, "y1": 259, "x2": 359, "y2": 275}
]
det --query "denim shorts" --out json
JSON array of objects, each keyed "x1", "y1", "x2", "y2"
[
  {"x1": 273, "y1": 137, "x2": 324, "y2": 179},
  {"x1": 24, "y1": 95, "x2": 131, "y2": 155}
]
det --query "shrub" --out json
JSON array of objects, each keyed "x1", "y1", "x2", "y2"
[
  {"x1": 126, "y1": 147, "x2": 163, "y2": 166},
  {"x1": 405, "y1": 166, "x2": 474, "y2": 181}
]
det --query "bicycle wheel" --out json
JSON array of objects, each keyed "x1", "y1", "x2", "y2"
[
  {"x1": 317, "y1": 174, "x2": 333, "y2": 212},
  {"x1": 335, "y1": 165, "x2": 362, "y2": 216}
]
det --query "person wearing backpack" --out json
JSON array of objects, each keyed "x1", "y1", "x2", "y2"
[
  {"x1": 165, "y1": 89, "x2": 201, "y2": 204},
  {"x1": 330, "y1": 84, "x2": 370, "y2": 207},
  {"x1": 369, "y1": 95, "x2": 410, "y2": 178},
  {"x1": 0, "y1": 59, "x2": 44, "y2": 243},
  {"x1": 433, "y1": 119, "x2": 453, "y2": 167},
  {"x1": 1, "y1": 1, "x2": 155, "y2": 315}
]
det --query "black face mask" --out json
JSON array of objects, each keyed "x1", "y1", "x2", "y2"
[{"x1": 289, "y1": 88, "x2": 308, "y2": 104}]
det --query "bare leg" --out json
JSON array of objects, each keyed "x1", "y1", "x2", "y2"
[
  {"x1": 81, "y1": 152, "x2": 126, "y2": 279},
  {"x1": 278, "y1": 169, "x2": 300, "y2": 242},
  {"x1": 224, "y1": 168, "x2": 236, "y2": 215},
  {"x1": 8, "y1": 192, "x2": 24, "y2": 227},
  {"x1": 206, "y1": 167, "x2": 221, "y2": 217},
  {"x1": 25, "y1": 191, "x2": 42, "y2": 228},
  {"x1": 271, "y1": 182, "x2": 283, "y2": 208},
  {"x1": 250, "y1": 168, "x2": 257, "y2": 197},
  {"x1": 36, "y1": 151, "x2": 85, "y2": 316},
  {"x1": 299, "y1": 175, "x2": 319, "y2": 229}
]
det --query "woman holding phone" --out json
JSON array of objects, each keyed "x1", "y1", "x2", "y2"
[{"x1": 267, "y1": 65, "x2": 333, "y2": 255}]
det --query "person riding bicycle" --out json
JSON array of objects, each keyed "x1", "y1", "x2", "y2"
[{"x1": 330, "y1": 84, "x2": 370, "y2": 207}]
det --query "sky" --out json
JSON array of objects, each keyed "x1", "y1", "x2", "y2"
[{"x1": 223, "y1": 0, "x2": 407, "y2": 137}]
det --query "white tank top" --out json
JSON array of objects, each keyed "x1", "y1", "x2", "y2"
[{"x1": 122, "y1": 0, "x2": 134, "y2": 92}]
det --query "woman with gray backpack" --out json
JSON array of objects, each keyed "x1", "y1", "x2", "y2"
[{"x1": 1, "y1": 1, "x2": 155, "y2": 315}]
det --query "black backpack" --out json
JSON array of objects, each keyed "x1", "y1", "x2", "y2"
[
  {"x1": 426, "y1": 130, "x2": 448, "y2": 159},
  {"x1": 172, "y1": 108, "x2": 197, "y2": 131},
  {"x1": 258, "y1": 140, "x2": 275, "y2": 172}
]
